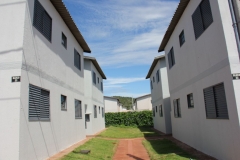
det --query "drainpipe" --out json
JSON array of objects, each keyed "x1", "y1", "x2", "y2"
[{"x1": 228, "y1": 0, "x2": 240, "y2": 58}]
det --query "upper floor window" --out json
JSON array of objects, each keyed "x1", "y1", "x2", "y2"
[
  {"x1": 203, "y1": 83, "x2": 228, "y2": 119},
  {"x1": 75, "y1": 99, "x2": 82, "y2": 119},
  {"x1": 150, "y1": 80, "x2": 153, "y2": 90},
  {"x1": 192, "y1": 0, "x2": 213, "y2": 39},
  {"x1": 168, "y1": 47, "x2": 175, "y2": 69},
  {"x1": 179, "y1": 30, "x2": 185, "y2": 46},
  {"x1": 155, "y1": 106, "x2": 158, "y2": 113},
  {"x1": 93, "y1": 72, "x2": 96, "y2": 84},
  {"x1": 94, "y1": 105, "x2": 97, "y2": 118},
  {"x1": 174, "y1": 99, "x2": 181, "y2": 118},
  {"x1": 98, "y1": 77, "x2": 99, "y2": 83},
  {"x1": 187, "y1": 93, "x2": 194, "y2": 108},
  {"x1": 101, "y1": 82, "x2": 103, "y2": 91},
  {"x1": 156, "y1": 70, "x2": 160, "y2": 83},
  {"x1": 153, "y1": 107, "x2": 155, "y2": 117},
  {"x1": 33, "y1": 0, "x2": 52, "y2": 41},
  {"x1": 62, "y1": 32, "x2": 67, "y2": 49},
  {"x1": 74, "y1": 49, "x2": 81, "y2": 70},
  {"x1": 159, "y1": 105, "x2": 163, "y2": 117},
  {"x1": 153, "y1": 77, "x2": 155, "y2": 83},
  {"x1": 61, "y1": 95, "x2": 67, "y2": 110}
]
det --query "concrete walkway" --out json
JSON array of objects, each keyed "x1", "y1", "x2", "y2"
[{"x1": 113, "y1": 139, "x2": 150, "y2": 160}]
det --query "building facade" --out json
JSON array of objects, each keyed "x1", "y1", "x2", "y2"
[
  {"x1": 133, "y1": 94, "x2": 152, "y2": 111},
  {"x1": 104, "y1": 96, "x2": 121, "y2": 113},
  {"x1": 146, "y1": 56, "x2": 171, "y2": 134},
  {"x1": 159, "y1": 0, "x2": 240, "y2": 159},
  {"x1": 84, "y1": 56, "x2": 106, "y2": 136},
  {"x1": 0, "y1": 0, "x2": 92, "y2": 159}
]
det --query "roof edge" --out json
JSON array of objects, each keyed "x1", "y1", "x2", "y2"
[
  {"x1": 84, "y1": 56, "x2": 107, "y2": 79},
  {"x1": 146, "y1": 55, "x2": 165, "y2": 79}
]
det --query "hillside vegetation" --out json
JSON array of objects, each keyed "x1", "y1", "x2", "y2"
[{"x1": 113, "y1": 96, "x2": 133, "y2": 110}]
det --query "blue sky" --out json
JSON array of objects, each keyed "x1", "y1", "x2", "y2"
[{"x1": 64, "y1": 0, "x2": 179, "y2": 98}]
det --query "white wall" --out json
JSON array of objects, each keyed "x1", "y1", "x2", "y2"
[
  {"x1": 135, "y1": 95, "x2": 152, "y2": 111},
  {"x1": 0, "y1": 0, "x2": 26, "y2": 159},
  {"x1": 18, "y1": 0, "x2": 87, "y2": 159},
  {"x1": 165, "y1": 0, "x2": 240, "y2": 159},
  {"x1": 104, "y1": 97, "x2": 119, "y2": 113},
  {"x1": 150, "y1": 58, "x2": 171, "y2": 134},
  {"x1": 84, "y1": 59, "x2": 105, "y2": 135}
]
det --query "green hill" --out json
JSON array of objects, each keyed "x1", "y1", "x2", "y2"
[{"x1": 113, "y1": 96, "x2": 133, "y2": 110}]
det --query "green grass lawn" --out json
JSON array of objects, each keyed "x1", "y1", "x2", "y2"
[
  {"x1": 143, "y1": 139, "x2": 196, "y2": 160},
  {"x1": 98, "y1": 126, "x2": 160, "y2": 138},
  {"x1": 61, "y1": 138, "x2": 117, "y2": 160}
]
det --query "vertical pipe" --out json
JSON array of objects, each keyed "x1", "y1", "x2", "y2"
[{"x1": 228, "y1": 0, "x2": 240, "y2": 58}]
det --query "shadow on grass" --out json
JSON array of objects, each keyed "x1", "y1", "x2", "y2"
[
  {"x1": 143, "y1": 139, "x2": 196, "y2": 160},
  {"x1": 138, "y1": 126, "x2": 161, "y2": 137}
]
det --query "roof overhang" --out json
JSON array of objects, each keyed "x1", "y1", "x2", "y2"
[
  {"x1": 84, "y1": 56, "x2": 107, "y2": 79},
  {"x1": 146, "y1": 55, "x2": 165, "y2": 79},
  {"x1": 50, "y1": 0, "x2": 91, "y2": 53},
  {"x1": 104, "y1": 96, "x2": 120, "y2": 102},
  {"x1": 134, "y1": 94, "x2": 151, "y2": 101},
  {"x1": 158, "y1": 0, "x2": 190, "y2": 52}
]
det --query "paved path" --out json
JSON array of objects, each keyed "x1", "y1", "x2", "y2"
[{"x1": 113, "y1": 139, "x2": 150, "y2": 160}]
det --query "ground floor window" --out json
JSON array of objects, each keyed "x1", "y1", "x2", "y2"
[
  {"x1": 61, "y1": 95, "x2": 67, "y2": 110},
  {"x1": 75, "y1": 99, "x2": 82, "y2": 119},
  {"x1": 159, "y1": 105, "x2": 163, "y2": 117},
  {"x1": 187, "y1": 93, "x2": 194, "y2": 108},
  {"x1": 174, "y1": 99, "x2": 181, "y2": 118},
  {"x1": 94, "y1": 105, "x2": 97, "y2": 118}
]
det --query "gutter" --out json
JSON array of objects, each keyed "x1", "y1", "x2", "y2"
[{"x1": 228, "y1": 0, "x2": 240, "y2": 59}]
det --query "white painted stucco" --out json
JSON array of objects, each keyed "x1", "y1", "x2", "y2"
[
  {"x1": 84, "y1": 59, "x2": 105, "y2": 136},
  {"x1": 104, "y1": 97, "x2": 120, "y2": 113},
  {"x1": 164, "y1": 1, "x2": 240, "y2": 159},
  {"x1": 148, "y1": 58, "x2": 172, "y2": 134},
  {"x1": 134, "y1": 94, "x2": 152, "y2": 111},
  {"x1": 0, "y1": 0, "x2": 94, "y2": 159}
]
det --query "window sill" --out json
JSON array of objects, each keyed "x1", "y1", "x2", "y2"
[
  {"x1": 61, "y1": 108, "x2": 67, "y2": 111},
  {"x1": 75, "y1": 117, "x2": 82, "y2": 119}
]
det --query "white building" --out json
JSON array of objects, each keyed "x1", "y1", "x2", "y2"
[
  {"x1": 146, "y1": 55, "x2": 171, "y2": 134},
  {"x1": 159, "y1": 0, "x2": 240, "y2": 159},
  {"x1": 0, "y1": 0, "x2": 93, "y2": 159},
  {"x1": 104, "y1": 96, "x2": 121, "y2": 113},
  {"x1": 133, "y1": 94, "x2": 152, "y2": 111},
  {"x1": 84, "y1": 56, "x2": 106, "y2": 136}
]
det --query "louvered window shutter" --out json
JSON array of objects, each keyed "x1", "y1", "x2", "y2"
[
  {"x1": 214, "y1": 84, "x2": 228, "y2": 119},
  {"x1": 192, "y1": 7, "x2": 204, "y2": 39},
  {"x1": 204, "y1": 87, "x2": 217, "y2": 118},
  {"x1": 43, "y1": 11, "x2": 52, "y2": 41},
  {"x1": 40, "y1": 90, "x2": 50, "y2": 120},
  {"x1": 168, "y1": 51, "x2": 172, "y2": 68},
  {"x1": 201, "y1": 0, "x2": 213, "y2": 29}
]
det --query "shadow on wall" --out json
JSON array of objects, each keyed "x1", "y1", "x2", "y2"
[{"x1": 144, "y1": 139, "x2": 196, "y2": 160}]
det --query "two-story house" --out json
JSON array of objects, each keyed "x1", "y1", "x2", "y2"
[
  {"x1": 104, "y1": 96, "x2": 122, "y2": 113},
  {"x1": 146, "y1": 55, "x2": 171, "y2": 134},
  {"x1": 84, "y1": 56, "x2": 106, "y2": 136},
  {"x1": 133, "y1": 94, "x2": 152, "y2": 111},
  {"x1": 159, "y1": 0, "x2": 240, "y2": 159},
  {"x1": 0, "y1": 0, "x2": 101, "y2": 159}
]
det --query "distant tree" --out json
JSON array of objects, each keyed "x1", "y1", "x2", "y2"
[{"x1": 113, "y1": 96, "x2": 132, "y2": 110}]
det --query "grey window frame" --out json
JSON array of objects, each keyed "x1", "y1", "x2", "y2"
[
  {"x1": 192, "y1": 0, "x2": 213, "y2": 39},
  {"x1": 156, "y1": 70, "x2": 160, "y2": 83},
  {"x1": 94, "y1": 105, "x2": 97, "y2": 118},
  {"x1": 74, "y1": 49, "x2": 81, "y2": 70},
  {"x1": 203, "y1": 83, "x2": 229, "y2": 119},
  {"x1": 101, "y1": 82, "x2": 103, "y2": 91},
  {"x1": 93, "y1": 72, "x2": 96, "y2": 84},
  {"x1": 29, "y1": 84, "x2": 50, "y2": 121},
  {"x1": 155, "y1": 106, "x2": 158, "y2": 113},
  {"x1": 61, "y1": 32, "x2": 67, "y2": 49},
  {"x1": 159, "y1": 105, "x2": 163, "y2": 117},
  {"x1": 99, "y1": 106, "x2": 101, "y2": 114},
  {"x1": 174, "y1": 99, "x2": 181, "y2": 118},
  {"x1": 187, "y1": 93, "x2": 194, "y2": 108},
  {"x1": 75, "y1": 99, "x2": 82, "y2": 119},
  {"x1": 153, "y1": 107, "x2": 155, "y2": 117},
  {"x1": 33, "y1": 0, "x2": 52, "y2": 42},
  {"x1": 153, "y1": 76, "x2": 155, "y2": 83},
  {"x1": 150, "y1": 80, "x2": 153, "y2": 90},
  {"x1": 168, "y1": 47, "x2": 175, "y2": 69},
  {"x1": 102, "y1": 107, "x2": 104, "y2": 118},
  {"x1": 179, "y1": 30, "x2": 185, "y2": 47},
  {"x1": 61, "y1": 95, "x2": 67, "y2": 110}
]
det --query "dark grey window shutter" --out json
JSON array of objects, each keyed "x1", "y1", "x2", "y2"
[
  {"x1": 171, "y1": 48, "x2": 175, "y2": 66},
  {"x1": 74, "y1": 50, "x2": 81, "y2": 70},
  {"x1": 43, "y1": 12, "x2": 52, "y2": 41},
  {"x1": 214, "y1": 84, "x2": 228, "y2": 119},
  {"x1": 192, "y1": 7, "x2": 204, "y2": 39},
  {"x1": 201, "y1": 0, "x2": 213, "y2": 29},
  {"x1": 177, "y1": 99, "x2": 181, "y2": 117},
  {"x1": 168, "y1": 51, "x2": 172, "y2": 68},
  {"x1": 173, "y1": 100, "x2": 177, "y2": 117},
  {"x1": 204, "y1": 87, "x2": 217, "y2": 118},
  {"x1": 40, "y1": 90, "x2": 50, "y2": 120}
]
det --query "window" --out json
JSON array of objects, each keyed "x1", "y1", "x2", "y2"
[
  {"x1": 61, "y1": 95, "x2": 67, "y2": 110},
  {"x1": 102, "y1": 107, "x2": 104, "y2": 117},
  {"x1": 29, "y1": 84, "x2": 50, "y2": 121},
  {"x1": 179, "y1": 30, "x2": 185, "y2": 46},
  {"x1": 174, "y1": 99, "x2": 181, "y2": 118},
  {"x1": 75, "y1": 99, "x2": 82, "y2": 119},
  {"x1": 187, "y1": 93, "x2": 194, "y2": 108},
  {"x1": 94, "y1": 105, "x2": 97, "y2": 118},
  {"x1": 85, "y1": 104, "x2": 87, "y2": 113},
  {"x1": 159, "y1": 105, "x2": 163, "y2": 117},
  {"x1": 98, "y1": 77, "x2": 99, "y2": 84},
  {"x1": 93, "y1": 72, "x2": 96, "y2": 84},
  {"x1": 155, "y1": 106, "x2": 158, "y2": 112},
  {"x1": 203, "y1": 83, "x2": 228, "y2": 119},
  {"x1": 192, "y1": 0, "x2": 213, "y2": 39},
  {"x1": 101, "y1": 82, "x2": 103, "y2": 91},
  {"x1": 99, "y1": 106, "x2": 100, "y2": 114},
  {"x1": 33, "y1": 0, "x2": 52, "y2": 41},
  {"x1": 150, "y1": 81, "x2": 153, "y2": 90},
  {"x1": 168, "y1": 47, "x2": 175, "y2": 69},
  {"x1": 74, "y1": 49, "x2": 81, "y2": 70},
  {"x1": 153, "y1": 77, "x2": 155, "y2": 83},
  {"x1": 62, "y1": 32, "x2": 67, "y2": 48},
  {"x1": 156, "y1": 70, "x2": 160, "y2": 83},
  {"x1": 153, "y1": 107, "x2": 155, "y2": 117},
  {"x1": 85, "y1": 114, "x2": 90, "y2": 122}
]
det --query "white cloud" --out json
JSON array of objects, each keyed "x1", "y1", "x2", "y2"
[{"x1": 105, "y1": 77, "x2": 145, "y2": 85}]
